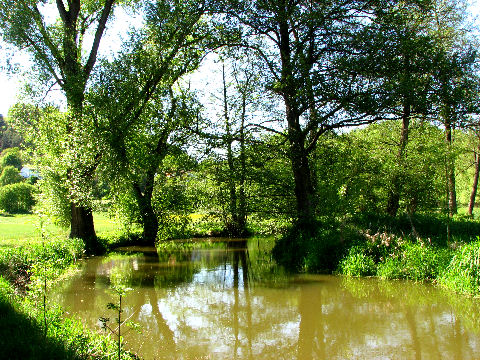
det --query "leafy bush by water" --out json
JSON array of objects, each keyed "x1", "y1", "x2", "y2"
[
  {"x1": 376, "y1": 242, "x2": 450, "y2": 281},
  {"x1": 351, "y1": 212, "x2": 480, "y2": 247},
  {"x1": 338, "y1": 230, "x2": 453, "y2": 282},
  {"x1": 376, "y1": 257, "x2": 405, "y2": 280},
  {"x1": 0, "y1": 277, "x2": 136, "y2": 359},
  {"x1": 157, "y1": 214, "x2": 192, "y2": 241},
  {"x1": 0, "y1": 235, "x2": 141, "y2": 359},
  {"x1": 338, "y1": 247, "x2": 376, "y2": 276},
  {"x1": 0, "y1": 237, "x2": 84, "y2": 291},
  {"x1": 97, "y1": 229, "x2": 143, "y2": 249},
  {"x1": 439, "y1": 240, "x2": 480, "y2": 296}
]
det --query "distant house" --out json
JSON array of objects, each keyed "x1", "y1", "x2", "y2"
[{"x1": 20, "y1": 166, "x2": 40, "y2": 179}]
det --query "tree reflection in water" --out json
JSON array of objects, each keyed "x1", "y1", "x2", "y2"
[{"x1": 51, "y1": 238, "x2": 480, "y2": 360}]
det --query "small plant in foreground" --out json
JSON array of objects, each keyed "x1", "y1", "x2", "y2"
[{"x1": 99, "y1": 286, "x2": 139, "y2": 360}]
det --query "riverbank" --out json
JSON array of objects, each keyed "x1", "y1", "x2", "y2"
[
  {"x1": 274, "y1": 212, "x2": 480, "y2": 297},
  {"x1": 0, "y1": 233, "x2": 139, "y2": 359}
]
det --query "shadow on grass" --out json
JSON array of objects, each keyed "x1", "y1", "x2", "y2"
[
  {"x1": 0, "y1": 298, "x2": 79, "y2": 360},
  {"x1": 351, "y1": 212, "x2": 480, "y2": 246}
]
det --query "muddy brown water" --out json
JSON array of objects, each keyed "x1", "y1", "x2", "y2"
[{"x1": 51, "y1": 238, "x2": 480, "y2": 359}]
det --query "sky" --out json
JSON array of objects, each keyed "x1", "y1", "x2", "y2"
[{"x1": 1, "y1": 1, "x2": 480, "y2": 117}]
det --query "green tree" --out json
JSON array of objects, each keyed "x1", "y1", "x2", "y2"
[
  {"x1": 363, "y1": 2, "x2": 438, "y2": 216},
  {"x1": 0, "y1": 115, "x2": 23, "y2": 151},
  {"x1": 315, "y1": 120, "x2": 446, "y2": 217},
  {"x1": 8, "y1": 104, "x2": 73, "y2": 227},
  {"x1": 462, "y1": 129, "x2": 480, "y2": 216},
  {"x1": 222, "y1": 0, "x2": 401, "y2": 230},
  {"x1": 0, "y1": 166, "x2": 23, "y2": 186},
  {"x1": 0, "y1": 147, "x2": 22, "y2": 170},
  {"x1": 0, "y1": 183, "x2": 36, "y2": 213},
  {"x1": 89, "y1": 0, "x2": 220, "y2": 244},
  {"x1": 153, "y1": 151, "x2": 198, "y2": 240},
  {"x1": 0, "y1": 0, "x2": 128, "y2": 247},
  {"x1": 245, "y1": 134, "x2": 295, "y2": 220},
  {"x1": 432, "y1": 49, "x2": 478, "y2": 215},
  {"x1": 427, "y1": 0, "x2": 479, "y2": 215},
  {"x1": 468, "y1": 132, "x2": 480, "y2": 216},
  {"x1": 202, "y1": 59, "x2": 260, "y2": 236}
]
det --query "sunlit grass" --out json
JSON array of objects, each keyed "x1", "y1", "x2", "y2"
[{"x1": 0, "y1": 213, "x2": 120, "y2": 247}]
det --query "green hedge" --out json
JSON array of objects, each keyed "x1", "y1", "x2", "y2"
[{"x1": 0, "y1": 182, "x2": 36, "y2": 213}]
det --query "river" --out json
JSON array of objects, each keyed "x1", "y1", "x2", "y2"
[{"x1": 51, "y1": 238, "x2": 480, "y2": 359}]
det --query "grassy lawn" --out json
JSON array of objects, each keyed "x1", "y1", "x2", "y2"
[{"x1": 0, "y1": 213, "x2": 120, "y2": 247}]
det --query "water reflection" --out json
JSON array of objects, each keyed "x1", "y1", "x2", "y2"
[{"x1": 51, "y1": 238, "x2": 480, "y2": 359}]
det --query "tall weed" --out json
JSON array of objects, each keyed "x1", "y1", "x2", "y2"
[{"x1": 439, "y1": 240, "x2": 480, "y2": 296}]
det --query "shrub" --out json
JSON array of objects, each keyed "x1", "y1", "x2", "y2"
[
  {"x1": 439, "y1": 240, "x2": 480, "y2": 296},
  {"x1": 157, "y1": 214, "x2": 192, "y2": 242},
  {"x1": 377, "y1": 257, "x2": 405, "y2": 280},
  {"x1": 97, "y1": 229, "x2": 143, "y2": 248},
  {"x1": 0, "y1": 165, "x2": 23, "y2": 186},
  {"x1": 0, "y1": 183, "x2": 36, "y2": 213},
  {"x1": 362, "y1": 231, "x2": 405, "y2": 263},
  {"x1": 376, "y1": 241, "x2": 452, "y2": 281},
  {"x1": 338, "y1": 247, "x2": 376, "y2": 276},
  {"x1": 401, "y1": 242, "x2": 442, "y2": 281},
  {"x1": 0, "y1": 237, "x2": 85, "y2": 289},
  {"x1": 272, "y1": 220, "x2": 344, "y2": 272},
  {"x1": 0, "y1": 148, "x2": 22, "y2": 170}
]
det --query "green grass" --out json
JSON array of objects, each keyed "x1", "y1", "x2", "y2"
[
  {"x1": 439, "y1": 240, "x2": 480, "y2": 296},
  {"x1": 0, "y1": 213, "x2": 120, "y2": 246}
]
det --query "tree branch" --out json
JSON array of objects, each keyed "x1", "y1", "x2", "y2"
[
  {"x1": 56, "y1": 0, "x2": 68, "y2": 24},
  {"x1": 84, "y1": 0, "x2": 116, "y2": 79}
]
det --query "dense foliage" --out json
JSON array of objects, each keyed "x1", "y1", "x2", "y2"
[
  {"x1": 0, "y1": 166, "x2": 23, "y2": 186},
  {"x1": 0, "y1": 236, "x2": 138, "y2": 359}
]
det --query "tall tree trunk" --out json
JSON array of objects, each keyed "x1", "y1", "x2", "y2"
[
  {"x1": 386, "y1": 98, "x2": 411, "y2": 216},
  {"x1": 58, "y1": 0, "x2": 114, "y2": 247},
  {"x1": 445, "y1": 119, "x2": 457, "y2": 215},
  {"x1": 279, "y1": 15, "x2": 315, "y2": 228},
  {"x1": 223, "y1": 65, "x2": 239, "y2": 235},
  {"x1": 288, "y1": 116, "x2": 315, "y2": 228},
  {"x1": 226, "y1": 136, "x2": 239, "y2": 234},
  {"x1": 70, "y1": 203, "x2": 96, "y2": 249},
  {"x1": 237, "y1": 94, "x2": 247, "y2": 234},
  {"x1": 468, "y1": 142, "x2": 480, "y2": 216},
  {"x1": 66, "y1": 92, "x2": 98, "y2": 246},
  {"x1": 133, "y1": 179, "x2": 158, "y2": 246}
]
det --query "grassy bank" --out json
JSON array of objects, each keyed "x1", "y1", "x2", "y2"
[
  {"x1": 0, "y1": 228, "x2": 138, "y2": 359},
  {"x1": 273, "y1": 212, "x2": 480, "y2": 297},
  {"x1": 0, "y1": 276, "x2": 128, "y2": 359}
]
